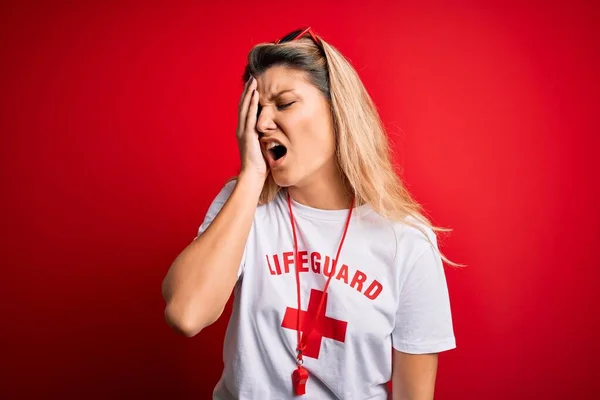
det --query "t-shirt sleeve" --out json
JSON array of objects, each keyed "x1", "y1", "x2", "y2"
[
  {"x1": 195, "y1": 179, "x2": 246, "y2": 280},
  {"x1": 391, "y1": 244, "x2": 457, "y2": 354}
]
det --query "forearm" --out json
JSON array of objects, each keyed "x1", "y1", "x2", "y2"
[{"x1": 162, "y1": 172, "x2": 263, "y2": 336}]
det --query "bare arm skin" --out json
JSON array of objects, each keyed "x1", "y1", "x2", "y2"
[
  {"x1": 162, "y1": 173, "x2": 263, "y2": 337},
  {"x1": 392, "y1": 350, "x2": 439, "y2": 400}
]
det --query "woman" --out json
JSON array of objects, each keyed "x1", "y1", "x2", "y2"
[{"x1": 162, "y1": 27, "x2": 459, "y2": 400}]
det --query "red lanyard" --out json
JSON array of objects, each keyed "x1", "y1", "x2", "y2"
[{"x1": 287, "y1": 191, "x2": 355, "y2": 396}]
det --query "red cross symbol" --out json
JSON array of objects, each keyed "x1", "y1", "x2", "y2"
[{"x1": 281, "y1": 289, "x2": 348, "y2": 359}]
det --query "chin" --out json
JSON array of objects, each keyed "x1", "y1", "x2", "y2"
[
  {"x1": 271, "y1": 168, "x2": 301, "y2": 188},
  {"x1": 273, "y1": 167, "x2": 318, "y2": 190},
  {"x1": 271, "y1": 171, "x2": 293, "y2": 188}
]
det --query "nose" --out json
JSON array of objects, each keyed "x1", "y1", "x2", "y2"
[{"x1": 256, "y1": 105, "x2": 278, "y2": 134}]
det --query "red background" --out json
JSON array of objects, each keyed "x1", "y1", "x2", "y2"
[{"x1": 1, "y1": 1, "x2": 598, "y2": 399}]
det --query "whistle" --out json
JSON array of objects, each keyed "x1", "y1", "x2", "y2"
[{"x1": 292, "y1": 366, "x2": 309, "y2": 395}]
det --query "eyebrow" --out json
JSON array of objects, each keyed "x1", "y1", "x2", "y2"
[{"x1": 266, "y1": 89, "x2": 296, "y2": 101}]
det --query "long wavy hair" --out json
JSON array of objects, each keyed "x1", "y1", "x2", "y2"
[{"x1": 231, "y1": 28, "x2": 463, "y2": 268}]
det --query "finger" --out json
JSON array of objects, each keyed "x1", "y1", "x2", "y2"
[
  {"x1": 240, "y1": 76, "x2": 256, "y2": 111},
  {"x1": 245, "y1": 87, "x2": 259, "y2": 134},
  {"x1": 239, "y1": 77, "x2": 256, "y2": 127},
  {"x1": 238, "y1": 76, "x2": 252, "y2": 109}
]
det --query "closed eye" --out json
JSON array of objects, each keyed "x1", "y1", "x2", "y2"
[{"x1": 277, "y1": 102, "x2": 295, "y2": 111}]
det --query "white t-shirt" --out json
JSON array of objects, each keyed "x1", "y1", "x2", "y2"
[{"x1": 196, "y1": 180, "x2": 456, "y2": 400}]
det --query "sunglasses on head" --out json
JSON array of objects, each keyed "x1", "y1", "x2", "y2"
[{"x1": 274, "y1": 26, "x2": 322, "y2": 48}]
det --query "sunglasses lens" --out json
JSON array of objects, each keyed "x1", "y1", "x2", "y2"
[{"x1": 278, "y1": 30, "x2": 302, "y2": 44}]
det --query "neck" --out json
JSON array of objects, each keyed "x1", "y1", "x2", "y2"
[{"x1": 287, "y1": 162, "x2": 352, "y2": 210}]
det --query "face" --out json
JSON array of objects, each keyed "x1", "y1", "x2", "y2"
[{"x1": 255, "y1": 66, "x2": 336, "y2": 188}]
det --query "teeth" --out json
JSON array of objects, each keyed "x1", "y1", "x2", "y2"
[{"x1": 266, "y1": 142, "x2": 281, "y2": 150}]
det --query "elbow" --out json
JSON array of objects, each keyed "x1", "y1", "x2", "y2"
[
  {"x1": 164, "y1": 302, "x2": 206, "y2": 338},
  {"x1": 161, "y1": 276, "x2": 201, "y2": 336},
  {"x1": 163, "y1": 299, "x2": 224, "y2": 338}
]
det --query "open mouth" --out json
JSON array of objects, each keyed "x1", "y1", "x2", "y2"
[{"x1": 266, "y1": 142, "x2": 288, "y2": 161}]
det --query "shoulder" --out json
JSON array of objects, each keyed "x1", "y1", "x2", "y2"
[
  {"x1": 360, "y1": 209, "x2": 437, "y2": 253},
  {"x1": 387, "y1": 214, "x2": 439, "y2": 267},
  {"x1": 393, "y1": 215, "x2": 437, "y2": 249},
  {"x1": 343, "y1": 208, "x2": 436, "y2": 269},
  {"x1": 220, "y1": 178, "x2": 239, "y2": 196},
  {"x1": 203, "y1": 178, "x2": 238, "y2": 205}
]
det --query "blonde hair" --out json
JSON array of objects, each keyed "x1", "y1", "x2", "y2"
[{"x1": 231, "y1": 29, "x2": 464, "y2": 268}]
